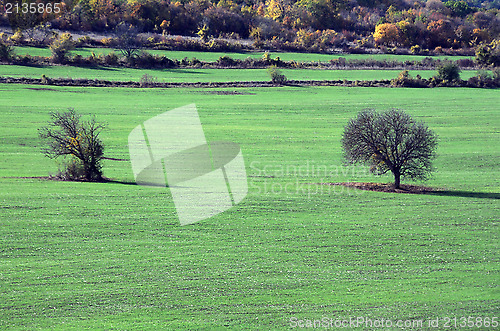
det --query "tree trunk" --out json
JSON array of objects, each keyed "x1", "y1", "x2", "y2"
[{"x1": 393, "y1": 169, "x2": 401, "y2": 189}]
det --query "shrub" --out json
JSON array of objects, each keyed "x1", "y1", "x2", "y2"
[
  {"x1": 475, "y1": 40, "x2": 500, "y2": 67},
  {"x1": 217, "y1": 55, "x2": 237, "y2": 66},
  {"x1": 139, "y1": 74, "x2": 158, "y2": 87},
  {"x1": 55, "y1": 157, "x2": 86, "y2": 181},
  {"x1": 410, "y1": 45, "x2": 421, "y2": 54},
  {"x1": 49, "y1": 33, "x2": 75, "y2": 63},
  {"x1": 267, "y1": 65, "x2": 287, "y2": 84},
  {"x1": 9, "y1": 30, "x2": 24, "y2": 44},
  {"x1": 0, "y1": 39, "x2": 14, "y2": 61},
  {"x1": 436, "y1": 62, "x2": 461, "y2": 81},
  {"x1": 76, "y1": 36, "x2": 92, "y2": 47},
  {"x1": 41, "y1": 74, "x2": 50, "y2": 84},
  {"x1": 133, "y1": 51, "x2": 157, "y2": 68},
  {"x1": 104, "y1": 52, "x2": 119, "y2": 66}
]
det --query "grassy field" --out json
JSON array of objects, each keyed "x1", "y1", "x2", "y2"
[
  {"x1": 14, "y1": 46, "x2": 473, "y2": 62},
  {"x1": 0, "y1": 82, "x2": 498, "y2": 329},
  {"x1": 0, "y1": 64, "x2": 483, "y2": 83}
]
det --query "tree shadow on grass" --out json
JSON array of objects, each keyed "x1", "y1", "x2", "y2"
[
  {"x1": 83, "y1": 66, "x2": 119, "y2": 71},
  {"x1": 103, "y1": 179, "x2": 137, "y2": 186},
  {"x1": 103, "y1": 179, "x2": 170, "y2": 187},
  {"x1": 163, "y1": 68, "x2": 208, "y2": 74},
  {"x1": 428, "y1": 190, "x2": 499, "y2": 200}
]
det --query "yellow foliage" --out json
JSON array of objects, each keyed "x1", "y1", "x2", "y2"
[
  {"x1": 373, "y1": 23, "x2": 399, "y2": 46},
  {"x1": 265, "y1": 0, "x2": 283, "y2": 21}
]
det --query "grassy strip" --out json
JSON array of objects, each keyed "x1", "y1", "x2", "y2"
[
  {"x1": 14, "y1": 46, "x2": 474, "y2": 62},
  {"x1": 0, "y1": 65, "x2": 459, "y2": 82}
]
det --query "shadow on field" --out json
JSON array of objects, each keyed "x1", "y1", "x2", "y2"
[
  {"x1": 164, "y1": 68, "x2": 208, "y2": 74},
  {"x1": 85, "y1": 66, "x2": 119, "y2": 71},
  {"x1": 104, "y1": 179, "x2": 137, "y2": 186},
  {"x1": 428, "y1": 190, "x2": 500, "y2": 200},
  {"x1": 104, "y1": 179, "x2": 171, "y2": 187}
]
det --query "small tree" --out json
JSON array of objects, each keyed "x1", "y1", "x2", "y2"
[
  {"x1": 0, "y1": 38, "x2": 14, "y2": 61},
  {"x1": 39, "y1": 109, "x2": 106, "y2": 181},
  {"x1": 342, "y1": 109, "x2": 438, "y2": 189},
  {"x1": 475, "y1": 40, "x2": 500, "y2": 67},
  {"x1": 197, "y1": 24, "x2": 210, "y2": 42},
  {"x1": 49, "y1": 33, "x2": 75, "y2": 63},
  {"x1": 267, "y1": 65, "x2": 287, "y2": 84},
  {"x1": 436, "y1": 62, "x2": 461, "y2": 81},
  {"x1": 114, "y1": 23, "x2": 142, "y2": 60}
]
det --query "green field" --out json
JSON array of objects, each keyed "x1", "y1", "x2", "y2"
[
  {"x1": 0, "y1": 82, "x2": 498, "y2": 329},
  {"x1": 0, "y1": 64, "x2": 484, "y2": 83},
  {"x1": 14, "y1": 46, "x2": 473, "y2": 62}
]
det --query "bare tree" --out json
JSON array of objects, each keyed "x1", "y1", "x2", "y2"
[
  {"x1": 38, "y1": 109, "x2": 106, "y2": 181},
  {"x1": 342, "y1": 109, "x2": 438, "y2": 189},
  {"x1": 114, "y1": 23, "x2": 142, "y2": 60}
]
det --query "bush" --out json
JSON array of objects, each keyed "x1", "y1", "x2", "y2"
[
  {"x1": 104, "y1": 52, "x2": 119, "y2": 66},
  {"x1": 217, "y1": 55, "x2": 237, "y2": 67},
  {"x1": 391, "y1": 70, "x2": 427, "y2": 88},
  {"x1": 475, "y1": 40, "x2": 500, "y2": 67},
  {"x1": 49, "y1": 33, "x2": 75, "y2": 63},
  {"x1": 139, "y1": 74, "x2": 158, "y2": 87},
  {"x1": 0, "y1": 39, "x2": 14, "y2": 61},
  {"x1": 55, "y1": 157, "x2": 86, "y2": 181},
  {"x1": 410, "y1": 45, "x2": 421, "y2": 54},
  {"x1": 9, "y1": 30, "x2": 24, "y2": 44},
  {"x1": 436, "y1": 62, "x2": 461, "y2": 81},
  {"x1": 76, "y1": 36, "x2": 92, "y2": 47},
  {"x1": 267, "y1": 65, "x2": 287, "y2": 84}
]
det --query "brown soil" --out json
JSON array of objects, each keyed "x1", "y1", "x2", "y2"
[{"x1": 322, "y1": 182, "x2": 438, "y2": 194}]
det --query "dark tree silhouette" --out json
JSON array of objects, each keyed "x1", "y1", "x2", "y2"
[
  {"x1": 39, "y1": 108, "x2": 106, "y2": 181},
  {"x1": 342, "y1": 109, "x2": 438, "y2": 189},
  {"x1": 114, "y1": 23, "x2": 142, "y2": 59}
]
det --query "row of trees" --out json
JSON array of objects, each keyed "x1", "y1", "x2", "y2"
[
  {"x1": 39, "y1": 107, "x2": 438, "y2": 190},
  {"x1": 1, "y1": 0, "x2": 499, "y2": 51}
]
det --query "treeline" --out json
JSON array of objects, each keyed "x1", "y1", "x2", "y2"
[
  {"x1": 1, "y1": 0, "x2": 499, "y2": 54},
  {"x1": 0, "y1": 34, "x2": 485, "y2": 69}
]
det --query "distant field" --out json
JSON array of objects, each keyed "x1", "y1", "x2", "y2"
[
  {"x1": 14, "y1": 46, "x2": 473, "y2": 62},
  {"x1": 0, "y1": 84, "x2": 498, "y2": 329},
  {"x1": 0, "y1": 64, "x2": 483, "y2": 82}
]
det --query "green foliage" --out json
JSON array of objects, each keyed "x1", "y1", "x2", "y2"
[
  {"x1": 0, "y1": 39, "x2": 14, "y2": 61},
  {"x1": 49, "y1": 33, "x2": 75, "y2": 63},
  {"x1": 436, "y1": 62, "x2": 461, "y2": 81},
  {"x1": 445, "y1": 0, "x2": 473, "y2": 17},
  {"x1": 475, "y1": 40, "x2": 500, "y2": 66},
  {"x1": 267, "y1": 65, "x2": 287, "y2": 84}
]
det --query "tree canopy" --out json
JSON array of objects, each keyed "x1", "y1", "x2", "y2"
[{"x1": 342, "y1": 109, "x2": 438, "y2": 189}]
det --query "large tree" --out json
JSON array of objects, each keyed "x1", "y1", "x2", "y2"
[
  {"x1": 39, "y1": 108, "x2": 106, "y2": 181},
  {"x1": 342, "y1": 109, "x2": 438, "y2": 189}
]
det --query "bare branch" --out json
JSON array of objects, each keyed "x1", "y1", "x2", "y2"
[{"x1": 342, "y1": 109, "x2": 438, "y2": 188}]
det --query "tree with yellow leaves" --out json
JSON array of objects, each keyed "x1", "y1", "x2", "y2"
[{"x1": 373, "y1": 23, "x2": 399, "y2": 46}]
